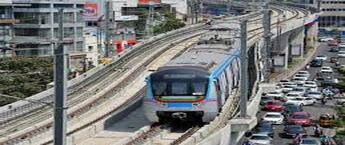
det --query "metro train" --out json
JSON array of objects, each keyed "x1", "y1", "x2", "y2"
[{"x1": 143, "y1": 23, "x2": 241, "y2": 123}]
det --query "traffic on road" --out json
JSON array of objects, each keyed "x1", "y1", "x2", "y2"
[{"x1": 242, "y1": 40, "x2": 345, "y2": 145}]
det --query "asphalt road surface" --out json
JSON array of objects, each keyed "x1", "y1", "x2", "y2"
[
  {"x1": 239, "y1": 43, "x2": 341, "y2": 145},
  {"x1": 269, "y1": 43, "x2": 339, "y2": 145}
]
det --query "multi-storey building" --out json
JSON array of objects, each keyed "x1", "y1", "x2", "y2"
[
  {"x1": 319, "y1": 0, "x2": 345, "y2": 27},
  {"x1": 0, "y1": 0, "x2": 15, "y2": 57},
  {"x1": 12, "y1": 0, "x2": 85, "y2": 56}
]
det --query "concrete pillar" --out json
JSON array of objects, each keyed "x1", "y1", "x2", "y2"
[
  {"x1": 284, "y1": 41, "x2": 289, "y2": 69},
  {"x1": 289, "y1": 28, "x2": 305, "y2": 58},
  {"x1": 73, "y1": 3, "x2": 77, "y2": 52}
]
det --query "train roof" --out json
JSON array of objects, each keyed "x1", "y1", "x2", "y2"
[{"x1": 159, "y1": 24, "x2": 240, "y2": 72}]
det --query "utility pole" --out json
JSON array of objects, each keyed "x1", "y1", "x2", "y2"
[
  {"x1": 54, "y1": 8, "x2": 67, "y2": 145},
  {"x1": 105, "y1": 1, "x2": 110, "y2": 57},
  {"x1": 240, "y1": 19, "x2": 248, "y2": 118},
  {"x1": 263, "y1": 1, "x2": 272, "y2": 77}
]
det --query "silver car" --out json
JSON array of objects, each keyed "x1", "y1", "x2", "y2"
[{"x1": 299, "y1": 138, "x2": 321, "y2": 145}]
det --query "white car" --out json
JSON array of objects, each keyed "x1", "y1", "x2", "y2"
[
  {"x1": 296, "y1": 71, "x2": 310, "y2": 79},
  {"x1": 338, "y1": 43, "x2": 345, "y2": 48},
  {"x1": 338, "y1": 51, "x2": 345, "y2": 58},
  {"x1": 281, "y1": 82, "x2": 297, "y2": 87},
  {"x1": 262, "y1": 112, "x2": 284, "y2": 125},
  {"x1": 286, "y1": 97, "x2": 316, "y2": 106},
  {"x1": 266, "y1": 91, "x2": 284, "y2": 99},
  {"x1": 306, "y1": 91, "x2": 323, "y2": 100},
  {"x1": 320, "y1": 66, "x2": 333, "y2": 73},
  {"x1": 293, "y1": 74, "x2": 308, "y2": 81},
  {"x1": 304, "y1": 81, "x2": 318, "y2": 88},
  {"x1": 315, "y1": 55, "x2": 327, "y2": 61},
  {"x1": 286, "y1": 92, "x2": 303, "y2": 98},
  {"x1": 249, "y1": 134, "x2": 272, "y2": 145},
  {"x1": 290, "y1": 87, "x2": 307, "y2": 96},
  {"x1": 291, "y1": 77, "x2": 306, "y2": 85},
  {"x1": 274, "y1": 85, "x2": 283, "y2": 93},
  {"x1": 319, "y1": 37, "x2": 334, "y2": 42},
  {"x1": 308, "y1": 87, "x2": 318, "y2": 92},
  {"x1": 282, "y1": 85, "x2": 295, "y2": 93}
]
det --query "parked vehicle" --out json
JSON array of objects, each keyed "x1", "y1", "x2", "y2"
[
  {"x1": 287, "y1": 112, "x2": 313, "y2": 126},
  {"x1": 338, "y1": 51, "x2": 345, "y2": 58},
  {"x1": 315, "y1": 55, "x2": 328, "y2": 61},
  {"x1": 283, "y1": 104, "x2": 303, "y2": 117},
  {"x1": 304, "y1": 81, "x2": 318, "y2": 88},
  {"x1": 319, "y1": 114, "x2": 335, "y2": 127},
  {"x1": 285, "y1": 97, "x2": 315, "y2": 106},
  {"x1": 330, "y1": 57, "x2": 339, "y2": 63},
  {"x1": 310, "y1": 59, "x2": 323, "y2": 67},
  {"x1": 320, "y1": 66, "x2": 333, "y2": 73},
  {"x1": 335, "y1": 97, "x2": 345, "y2": 106},
  {"x1": 327, "y1": 40, "x2": 338, "y2": 46},
  {"x1": 252, "y1": 121, "x2": 274, "y2": 138},
  {"x1": 296, "y1": 71, "x2": 310, "y2": 79},
  {"x1": 262, "y1": 101, "x2": 285, "y2": 112},
  {"x1": 319, "y1": 37, "x2": 334, "y2": 42},
  {"x1": 329, "y1": 47, "x2": 339, "y2": 52},
  {"x1": 260, "y1": 96, "x2": 275, "y2": 105},
  {"x1": 282, "y1": 85, "x2": 296, "y2": 93},
  {"x1": 305, "y1": 91, "x2": 323, "y2": 100},
  {"x1": 262, "y1": 112, "x2": 285, "y2": 125},
  {"x1": 299, "y1": 138, "x2": 321, "y2": 145},
  {"x1": 248, "y1": 133, "x2": 272, "y2": 145},
  {"x1": 283, "y1": 125, "x2": 307, "y2": 138},
  {"x1": 266, "y1": 91, "x2": 284, "y2": 100}
]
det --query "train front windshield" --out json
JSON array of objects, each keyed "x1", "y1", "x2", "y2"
[{"x1": 152, "y1": 80, "x2": 208, "y2": 96}]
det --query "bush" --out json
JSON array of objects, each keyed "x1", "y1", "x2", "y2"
[
  {"x1": 153, "y1": 13, "x2": 186, "y2": 34},
  {"x1": 0, "y1": 57, "x2": 53, "y2": 106}
]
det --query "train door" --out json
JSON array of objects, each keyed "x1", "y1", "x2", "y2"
[{"x1": 214, "y1": 80, "x2": 222, "y2": 111}]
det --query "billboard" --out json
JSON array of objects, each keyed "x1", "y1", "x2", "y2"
[
  {"x1": 84, "y1": 3, "x2": 98, "y2": 17},
  {"x1": 138, "y1": 0, "x2": 161, "y2": 5}
]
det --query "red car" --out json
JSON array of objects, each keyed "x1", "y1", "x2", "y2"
[
  {"x1": 287, "y1": 112, "x2": 313, "y2": 126},
  {"x1": 328, "y1": 40, "x2": 338, "y2": 46},
  {"x1": 262, "y1": 101, "x2": 284, "y2": 111}
]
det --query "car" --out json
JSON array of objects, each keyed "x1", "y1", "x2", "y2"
[
  {"x1": 319, "y1": 37, "x2": 334, "y2": 42},
  {"x1": 335, "y1": 97, "x2": 345, "y2": 106},
  {"x1": 291, "y1": 87, "x2": 308, "y2": 95},
  {"x1": 286, "y1": 92, "x2": 303, "y2": 98},
  {"x1": 304, "y1": 81, "x2": 318, "y2": 88},
  {"x1": 338, "y1": 51, "x2": 345, "y2": 58},
  {"x1": 252, "y1": 121, "x2": 274, "y2": 138},
  {"x1": 315, "y1": 55, "x2": 327, "y2": 61},
  {"x1": 291, "y1": 78, "x2": 306, "y2": 85},
  {"x1": 283, "y1": 104, "x2": 303, "y2": 117},
  {"x1": 296, "y1": 71, "x2": 310, "y2": 79},
  {"x1": 338, "y1": 43, "x2": 345, "y2": 48},
  {"x1": 266, "y1": 91, "x2": 284, "y2": 100},
  {"x1": 282, "y1": 85, "x2": 295, "y2": 93},
  {"x1": 279, "y1": 79, "x2": 290, "y2": 84},
  {"x1": 283, "y1": 124, "x2": 307, "y2": 138},
  {"x1": 285, "y1": 97, "x2": 316, "y2": 106},
  {"x1": 330, "y1": 57, "x2": 339, "y2": 63},
  {"x1": 328, "y1": 40, "x2": 338, "y2": 46},
  {"x1": 281, "y1": 82, "x2": 297, "y2": 87},
  {"x1": 293, "y1": 74, "x2": 309, "y2": 81},
  {"x1": 310, "y1": 59, "x2": 323, "y2": 67},
  {"x1": 305, "y1": 91, "x2": 323, "y2": 100},
  {"x1": 260, "y1": 96, "x2": 275, "y2": 105},
  {"x1": 262, "y1": 101, "x2": 285, "y2": 112},
  {"x1": 299, "y1": 138, "x2": 321, "y2": 145},
  {"x1": 316, "y1": 75, "x2": 338, "y2": 87},
  {"x1": 320, "y1": 66, "x2": 333, "y2": 73},
  {"x1": 287, "y1": 112, "x2": 313, "y2": 126},
  {"x1": 329, "y1": 47, "x2": 339, "y2": 52},
  {"x1": 262, "y1": 112, "x2": 285, "y2": 125},
  {"x1": 248, "y1": 133, "x2": 272, "y2": 145}
]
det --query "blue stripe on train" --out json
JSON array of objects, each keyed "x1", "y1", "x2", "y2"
[{"x1": 168, "y1": 103, "x2": 193, "y2": 108}]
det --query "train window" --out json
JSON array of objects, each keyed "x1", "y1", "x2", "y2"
[
  {"x1": 152, "y1": 82, "x2": 168, "y2": 96},
  {"x1": 171, "y1": 82, "x2": 188, "y2": 95},
  {"x1": 192, "y1": 82, "x2": 207, "y2": 96}
]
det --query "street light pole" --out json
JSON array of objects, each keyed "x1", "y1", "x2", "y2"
[
  {"x1": 240, "y1": 19, "x2": 248, "y2": 118},
  {"x1": 54, "y1": 8, "x2": 67, "y2": 145}
]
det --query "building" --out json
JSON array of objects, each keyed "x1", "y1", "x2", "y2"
[
  {"x1": 319, "y1": 0, "x2": 345, "y2": 27},
  {"x1": 12, "y1": 0, "x2": 85, "y2": 56},
  {"x1": 0, "y1": 0, "x2": 15, "y2": 57}
]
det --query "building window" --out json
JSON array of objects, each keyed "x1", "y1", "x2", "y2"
[{"x1": 15, "y1": 28, "x2": 39, "y2": 36}]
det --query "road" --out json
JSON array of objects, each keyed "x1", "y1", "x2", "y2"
[{"x1": 266, "y1": 43, "x2": 339, "y2": 145}]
